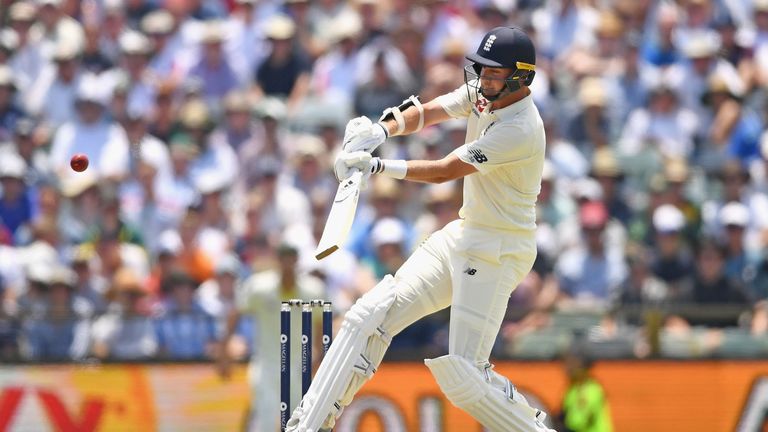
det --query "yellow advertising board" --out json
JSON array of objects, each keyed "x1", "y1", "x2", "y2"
[
  {"x1": 1, "y1": 361, "x2": 767, "y2": 431},
  {"x1": 0, "y1": 364, "x2": 250, "y2": 431}
]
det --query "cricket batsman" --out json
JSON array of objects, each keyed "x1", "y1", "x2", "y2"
[{"x1": 287, "y1": 26, "x2": 553, "y2": 432}]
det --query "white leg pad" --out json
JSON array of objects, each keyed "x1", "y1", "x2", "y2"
[
  {"x1": 425, "y1": 355, "x2": 554, "y2": 432},
  {"x1": 286, "y1": 275, "x2": 398, "y2": 432}
]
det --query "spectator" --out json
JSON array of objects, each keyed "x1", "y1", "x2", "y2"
[
  {"x1": 26, "y1": 38, "x2": 82, "y2": 128},
  {"x1": 702, "y1": 160, "x2": 768, "y2": 258},
  {"x1": 0, "y1": 152, "x2": 34, "y2": 244},
  {"x1": 20, "y1": 266, "x2": 90, "y2": 361},
  {"x1": 699, "y1": 74, "x2": 763, "y2": 165},
  {"x1": 186, "y1": 21, "x2": 241, "y2": 109},
  {"x1": 590, "y1": 148, "x2": 631, "y2": 225},
  {"x1": 348, "y1": 176, "x2": 414, "y2": 263},
  {"x1": 555, "y1": 201, "x2": 628, "y2": 308},
  {"x1": 175, "y1": 208, "x2": 216, "y2": 284},
  {"x1": 7, "y1": 2, "x2": 46, "y2": 95},
  {"x1": 154, "y1": 269, "x2": 216, "y2": 360},
  {"x1": 0, "y1": 65, "x2": 26, "y2": 143},
  {"x1": 617, "y1": 81, "x2": 699, "y2": 160},
  {"x1": 253, "y1": 15, "x2": 311, "y2": 110},
  {"x1": 49, "y1": 73, "x2": 130, "y2": 181},
  {"x1": 141, "y1": 10, "x2": 182, "y2": 81},
  {"x1": 290, "y1": 134, "x2": 335, "y2": 200},
  {"x1": 650, "y1": 204, "x2": 694, "y2": 301},
  {"x1": 197, "y1": 254, "x2": 252, "y2": 356},
  {"x1": 353, "y1": 50, "x2": 411, "y2": 120},
  {"x1": 69, "y1": 244, "x2": 108, "y2": 316},
  {"x1": 92, "y1": 267, "x2": 158, "y2": 360},
  {"x1": 689, "y1": 239, "x2": 750, "y2": 326}
]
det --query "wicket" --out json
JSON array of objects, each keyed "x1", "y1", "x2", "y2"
[{"x1": 280, "y1": 299, "x2": 333, "y2": 431}]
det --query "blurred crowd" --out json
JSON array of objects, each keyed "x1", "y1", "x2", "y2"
[{"x1": 1, "y1": 0, "x2": 768, "y2": 363}]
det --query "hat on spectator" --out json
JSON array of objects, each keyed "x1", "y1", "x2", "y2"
[
  {"x1": 371, "y1": 177, "x2": 399, "y2": 200},
  {"x1": 141, "y1": 10, "x2": 175, "y2": 35},
  {"x1": 0, "y1": 29, "x2": 20, "y2": 53},
  {"x1": 295, "y1": 135, "x2": 325, "y2": 159},
  {"x1": 37, "y1": 0, "x2": 63, "y2": 7},
  {"x1": 52, "y1": 38, "x2": 81, "y2": 61},
  {"x1": 664, "y1": 157, "x2": 689, "y2": 183},
  {"x1": 179, "y1": 98, "x2": 212, "y2": 130},
  {"x1": 328, "y1": 13, "x2": 363, "y2": 43},
  {"x1": 590, "y1": 148, "x2": 622, "y2": 178},
  {"x1": 0, "y1": 65, "x2": 16, "y2": 90},
  {"x1": 0, "y1": 152, "x2": 27, "y2": 179},
  {"x1": 75, "y1": 73, "x2": 109, "y2": 105},
  {"x1": 70, "y1": 243, "x2": 96, "y2": 265},
  {"x1": 682, "y1": 30, "x2": 720, "y2": 58},
  {"x1": 169, "y1": 134, "x2": 200, "y2": 159},
  {"x1": 195, "y1": 172, "x2": 229, "y2": 195},
  {"x1": 371, "y1": 217, "x2": 406, "y2": 248},
  {"x1": 223, "y1": 91, "x2": 250, "y2": 113},
  {"x1": 253, "y1": 97, "x2": 287, "y2": 120},
  {"x1": 108, "y1": 267, "x2": 147, "y2": 299},
  {"x1": 50, "y1": 265, "x2": 76, "y2": 288},
  {"x1": 60, "y1": 171, "x2": 98, "y2": 197},
  {"x1": 653, "y1": 204, "x2": 685, "y2": 233},
  {"x1": 9, "y1": 2, "x2": 36, "y2": 22},
  {"x1": 720, "y1": 201, "x2": 749, "y2": 228},
  {"x1": 572, "y1": 177, "x2": 603, "y2": 201},
  {"x1": 578, "y1": 77, "x2": 606, "y2": 107},
  {"x1": 701, "y1": 73, "x2": 742, "y2": 104},
  {"x1": 264, "y1": 15, "x2": 296, "y2": 40},
  {"x1": 157, "y1": 230, "x2": 182, "y2": 256},
  {"x1": 579, "y1": 201, "x2": 609, "y2": 229},
  {"x1": 425, "y1": 182, "x2": 456, "y2": 205},
  {"x1": 252, "y1": 156, "x2": 282, "y2": 180},
  {"x1": 755, "y1": 0, "x2": 768, "y2": 12},
  {"x1": 103, "y1": 0, "x2": 124, "y2": 15},
  {"x1": 201, "y1": 20, "x2": 227, "y2": 44},
  {"x1": 119, "y1": 30, "x2": 154, "y2": 55},
  {"x1": 216, "y1": 254, "x2": 242, "y2": 277},
  {"x1": 26, "y1": 262, "x2": 54, "y2": 285}
]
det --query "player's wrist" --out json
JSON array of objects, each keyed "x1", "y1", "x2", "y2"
[
  {"x1": 373, "y1": 122, "x2": 389, "y2": 141},
  {"x1": 372, "y1": 158, "x2": 407, "y2": 180}
]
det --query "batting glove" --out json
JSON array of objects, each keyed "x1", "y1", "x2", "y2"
[
  {"x1": 342, "y1": 117, "x2": 388, "y2": 153},
  {"x1": 333, "y1": 151, "x2": 379, "y2": 185}
]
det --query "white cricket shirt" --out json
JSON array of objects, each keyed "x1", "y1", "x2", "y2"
[{"x1": 437, "y1": 83, "x2": 546, "y2": 232}]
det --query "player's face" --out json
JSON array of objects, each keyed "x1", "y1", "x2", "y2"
[{"x1": 479, "y1": 66, "x2": 513, "y2": 98}]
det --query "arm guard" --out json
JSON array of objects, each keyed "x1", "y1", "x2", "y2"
[{"x1": 379, "y1": 95, "x2": 424, "y2": 135}]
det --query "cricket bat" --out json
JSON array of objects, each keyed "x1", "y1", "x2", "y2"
[{"x1": 315, "y1": 170, "x2": 363, "y2": 260}]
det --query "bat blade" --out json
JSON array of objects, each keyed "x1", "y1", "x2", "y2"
[{"x1": 315, "y1": 171, "x2": 363, "y2": 260}]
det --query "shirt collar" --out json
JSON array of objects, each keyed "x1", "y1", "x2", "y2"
[{"x1": 488, "y1": 93, "x2": 533, "y2": 120}]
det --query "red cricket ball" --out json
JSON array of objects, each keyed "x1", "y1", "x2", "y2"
[{"x1": 70, "y1": 153, "x2": 89, "y2": 172}]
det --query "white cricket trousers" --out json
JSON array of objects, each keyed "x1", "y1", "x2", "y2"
[{"x1": 385, "y1": 219, "x2": 536, "y2": 363}]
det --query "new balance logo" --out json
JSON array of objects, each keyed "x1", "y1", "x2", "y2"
[
  {"x1": 468, "y1": 149, "x2": 488, "y2": 164},
  {"x1": 483, "y1": 35, "x2": 497, "y2": 52},
  {"x1": 464, "y1": 268, "x2": 477, "y2": 276}
]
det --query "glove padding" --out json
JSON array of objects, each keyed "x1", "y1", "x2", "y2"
[
  {"x1": 342, "y1": 117, "x2": 387, "y2": 153},
  {"x1": 334, "y1": 151, "x2": 377, "y2": 187}
]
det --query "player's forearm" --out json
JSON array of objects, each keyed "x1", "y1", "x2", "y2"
[
  {"x1": 403, "y1": 160, "x2": 454, "y2": 184},
  {"x1": 380, "y1": 100, "x2": 451, "y2": 137}
]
